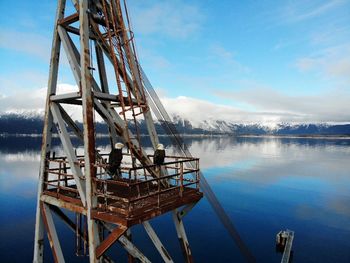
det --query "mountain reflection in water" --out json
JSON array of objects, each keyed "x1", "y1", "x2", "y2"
[{"x1": 0, "y1": 136, "x2": 349, "y2": 262}]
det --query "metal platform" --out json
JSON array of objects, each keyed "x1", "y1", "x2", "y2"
[{"x1": 42, "y1": 153, "x2": 202, "y2": 227}]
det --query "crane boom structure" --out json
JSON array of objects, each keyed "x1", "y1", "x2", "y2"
[{"x1": 33, "y1": 0, "x2": 202, "y2": 262}]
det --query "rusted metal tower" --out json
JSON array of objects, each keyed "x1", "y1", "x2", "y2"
[{"x1": 33, "y1": 0, "x2": 202, "y2": 262}]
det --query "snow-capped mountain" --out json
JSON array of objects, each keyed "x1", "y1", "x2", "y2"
[
  {"x1": 1, "y1": 84, "x2": 349, "y2": 135},
  {"x1": 171, "y1": 116, "x2": 350, "y2": 135},
  {"x1": 2, "y1": 109, "x2": 45, "y2": 119},
  {"x1": 1, "y1": 111, "x2": 349, "y2": 136}
]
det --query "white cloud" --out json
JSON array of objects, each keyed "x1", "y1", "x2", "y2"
[
  {"x1": 296, "y1": 43, "x2": 350, "y2": 81},
  {"x1": 310, "y1": 24, "x2": 350, "y2": 46},
  {"x1": 215, "y1": 87, "x2": 350, "y2": 123},
  {"x1": 283, "y1": 0, "x2": 346, "y2": 22},
  {"x1": 0, "y1": 28, "x2": 51, "y2": 61},
  {"x1": 129, "y1": 0, "x2": 204, "y2": 39},
  {"x1": 162, "y1": 95, "x2": 324, "y2": 126},
  {"x1": 1, "y1": 83, "x2": 349, "y2": 125},
  {"x1": 0, "y1": 84, "x2": 79, "y2": 117},
  {"x1": 137, "y1": 48, "x2": 171, "y2": 70},
  {"x1": 209, "y1": 44, "x2": 250, "y2": 73},
  {"x1": 0, "y1": 27, "x2": 69, "y2": 68},
  {"x1": 328, "y1": 59, "x2": 350, "y2": 77},
  {"x1": 0, "y1": 71, "x2": 48, "y2": 95}
]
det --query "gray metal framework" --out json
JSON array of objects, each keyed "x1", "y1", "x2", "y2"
[{"x1": 33, "y1": 0, "x2": 202, "y2": 262}]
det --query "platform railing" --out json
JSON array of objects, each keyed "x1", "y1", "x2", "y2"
[
  {"x1": 94, "y1": 156, "x2": 200, "y2": 214},
  {"x1": 43, "y1": 153, "x2": 200, "y2": 214}
]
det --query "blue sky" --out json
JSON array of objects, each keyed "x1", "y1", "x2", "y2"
[{"x1": 0, "y1": 0, "x2": 349, "y2": 124}]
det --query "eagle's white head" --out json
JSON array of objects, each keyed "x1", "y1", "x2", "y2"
[
  {"x1": 115, "y1": 143, "x2": 124, "y2": 149},
  {"x1": 157, "y1": 144, "x2": 164, "y2": 150}
]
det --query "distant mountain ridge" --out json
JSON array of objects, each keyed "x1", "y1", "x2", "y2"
[{"x1": 1, "y1": 112, "x2": 350, "y2": 136}]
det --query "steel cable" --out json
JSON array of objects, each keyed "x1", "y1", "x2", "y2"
[{"x1": 140, "y1": 66, "x2": 256, "y2": 263}]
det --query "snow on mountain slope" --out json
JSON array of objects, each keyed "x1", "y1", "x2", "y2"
[
  {"x1": 1, "y1": 110, "x2": 350, "y2": 135},
  {"x1": 1, "y1": 85, "x2": 349, "y2": 135},
  {"x1": 2, "y1": 109, "x2": 45, "y2": 119}
]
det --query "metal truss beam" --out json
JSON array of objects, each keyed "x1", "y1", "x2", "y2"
[
  {"x1": 58, "y1": 25, "x2": 121, "y2": 161},
  {"x1": 91, "y1": 24, "x2": 160, "y2": 149},
  {"x1": 73, "y1": 0, "x2": 159, "y2": 149},
  {"x1": 50, "y1": 92, "x2": 81, "y2": 102},
  {"x1": 58, "y1": 12, "x2": 79, "y2": 26},
  {"x1": 112, "y1": 11, "x2": 160, "y2": 149},
  {"x1": 125, "y1": 229, "x2": 135, "y2": 263},
  {"x1": 118, "y1": 236, "x2": 151, "y2": 263},
  {"x1": 41, "y1": 194, "x2": 86, "y2": 215},
  {"x1": 103, "y1": 223, "x2": 151, "y2": 263},
  {"x1": 41, "y1": 203, "x2": 65, "y2": 263},
  {"x1": 94, "y1": 40, "x2": 118, "y2": 146},
  {"x1": 178, "y1": 202, "x2": 198, "y2": 220},
  {"x1": 50, "y1": 103, "x2": 87, "y2": 205},
  {"x1": 78, "y1": 1, "x2": 100, "y2": 262},
  {"x1": 34, "y1": 1, "x2": 201, "y2": 262},
  {"x1": 50, "y1": 206, "x2": 116, "y2": 263},
  {"x1": 57, "y1": 104, "x2": 83, "y2": 141},
  {"x1": 57, "y1": 25, "x2": 81, "y2": 85},
  {"x1": 50, "y1": 205, "x2": 77, "y2": 231},
  {"x1": 93, "y1": 99, "x2": 158, "y2": 175},
  {"x1": 58, "y1": 104, "x2": 105, "y2": 162},
  {"x1": 143, "y1": 221, "x2": 174, "y2": 263},
  {"x1": 58, "y1": 25, "x2": 155, "y2": 169},
  {"x1": 95, "y1": 42, "x2": 109, "y2": 94},
  {"x1": 58, "y1": 24, "x2": 161, "y2": 178},
  {"x1": 58, "y1": 25, "x2": 158, "y2": 177},
  {"x1": 33, "y1": 1, "x2": 66, "y2": 262},
  {"x1": 172, "y1": 210, "x2": 194, "y2": 263},
  {"x1": 96, "y1": 226, "x2": 127, "y2": 258}
]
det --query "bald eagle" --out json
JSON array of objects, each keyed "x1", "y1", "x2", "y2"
[
  {"x1": 108, "y1": 145, "x2": 123, "y2": 177},
  {"x1": 154, "y1": 144, "x2": 165, "y2": 165}
]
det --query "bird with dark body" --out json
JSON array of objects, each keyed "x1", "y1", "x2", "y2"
[
  {"x1": 108, "y1": 143, "x2": 124, "y2": 178},
  {"x1": 154, "y1": 144, "x2": 165, "y2": 165}
]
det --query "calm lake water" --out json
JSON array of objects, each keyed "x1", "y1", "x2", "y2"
[{"x1": 0, "y1": 136, "x2": 350, "y2": 262}]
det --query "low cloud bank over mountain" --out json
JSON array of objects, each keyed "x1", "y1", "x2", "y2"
[{"x1": 0, "y1": 84, "x2": 349, "y2": 135}]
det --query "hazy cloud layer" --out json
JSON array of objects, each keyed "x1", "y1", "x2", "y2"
[
  {"x1": 161, "y1": 95, "x2": 301, "y2": 126},
  {"x1": 282, "y1": 0, "x2": 346, "y2": 22},
  {"x1": 1, "y1": 84, "x2": 348, "y2": 125},
  {"x1": 0, "y1": 84, "x2": 79, "y2": 118},
  {"x1": 215, "y1": 87, "x2": 350, "y2": 123},
  {"x1": 128, "y1": 0, "x2": 204, "y2": 39},
  {"x1": 296, "y1": 43, "x2": 350, "y2": 81},
  {"x1": 0, "y1": 28, "x2": 51, "y2": 61}
]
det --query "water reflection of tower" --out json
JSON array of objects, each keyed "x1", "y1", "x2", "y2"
[{"x1": 32, "y1": 1, "x2": 202, "y2": 262}]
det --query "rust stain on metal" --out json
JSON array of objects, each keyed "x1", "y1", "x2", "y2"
[
  {"x1": 34, "y1": 0, "x2": 203, "y2": 262},
  {"x1": 96, "y1": 226, "x2": 127, "y2": 258},
  {"x1": 40, "y1": 202, "x2": 59, "y2": 263},
  {"x1": 161, "y1": 246, "x2": 172, "y2": 261},
  {"x1": 58, "y1": 12, "x2": 79, "y2": 26}
]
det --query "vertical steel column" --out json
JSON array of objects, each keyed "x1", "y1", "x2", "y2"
[
  {"x1": 95, "y1": 43, "x2": 118, "y2": 146},
  {"x1": 33, "y1": 1, "x2": 66, "y2": 262},
  {"x1": 79, "y1": 0, "x2": 100, "y2": 261}
]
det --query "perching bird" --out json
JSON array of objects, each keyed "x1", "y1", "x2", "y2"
[
  {"x1": 154, "y1": 143, "x2": 165, "y2": 165},
  {"x1": 108, "y1": 142, "x2": 124, "y2": 178}
]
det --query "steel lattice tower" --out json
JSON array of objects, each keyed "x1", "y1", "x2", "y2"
[{"x1": 33, "y1": 0, "x2": 202, "y2": 262}]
